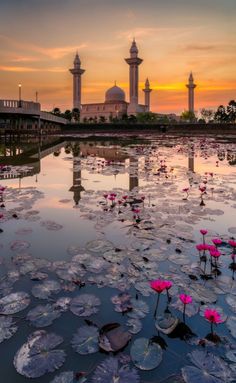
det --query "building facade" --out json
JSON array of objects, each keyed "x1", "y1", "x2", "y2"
[{"x1": 70, "y1": 40, "x2": 152, "y2": 122}]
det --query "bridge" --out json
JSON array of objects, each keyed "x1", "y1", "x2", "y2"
[
  {"x1": 0, "y1": 99, "x2": 67, "y2": 136},
  {"x1": 0, "y1": 100, "x2": 67, "y2": 124}
]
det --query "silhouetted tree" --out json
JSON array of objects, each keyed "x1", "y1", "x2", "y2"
[
  {"x1": 180, "y1": 110, "x2": 196, "y2": 122},
  {"x1": 200, "y1": 108, "x2": 214, "y2": 123}
]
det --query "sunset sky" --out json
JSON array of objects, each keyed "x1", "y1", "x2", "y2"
[{"x1": 0, "y1": 0, "x2": 235, "y2": 114}]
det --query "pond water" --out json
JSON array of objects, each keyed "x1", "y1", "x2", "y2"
[{"x1": 0, "y1": 134, "x2": 236, "y2": 383}]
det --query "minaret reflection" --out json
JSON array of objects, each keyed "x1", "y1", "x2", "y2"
[
  {"x1": 188, "y1": 144, "x2": 195, "y2": 187},
  {"x1": 188, "y1": 144, "x2": 195, "y2": 173},
  {"x1": 69, "y1": 144, "x2": 85, "y2": 206},
  {"x1": 129, "y1": 156, "x2": 139, "y2": 191}
]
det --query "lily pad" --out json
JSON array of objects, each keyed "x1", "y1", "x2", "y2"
[
  {"x1": 70, "y1": 294, "x2": 101, "y2": 317},
  {"x1": 155, "y1": 311, "x2": 179, "y2": 334},
  {"x1": 14, "y1": 330, "x2": 66, "y2": 378},
  {"x1": 226, "y1": 316, "x2": 236, "y2": 338},
  {"x1": 126, "y1": 318, "x2": 142, "y2": 334},
  {"x1": 41, "y1": 220, "x2": 63, "y2": 231},
  {"x1": 130, "y1": 337, "x2": 163, "y2": 370},
  {"x1": 111, "y1": 293, "x2": 132, "y2": 313},
  {"x1": 86, "y1": 239, "x2": 114, "y2": 253},
  {"x1": 90, "y1": 357, "x2": 140, "y2": 383},
  {"x1": 26, "y1": 304, "x2": 61, "y2": 327},
  {"x1": 127, "y1": 299, "x2": 149, "y2": 319},
  {"x1": 32, "y1": 280, "x2": 61, "y2": 299},
  {"x1": 10, "y1": 240, "x2": 30, "y2": 252},
  {"x1": 0, "y1": 292, "x2": 30, "y2": 314},
  {"x1": 99, "y1": 323, "x2": 131, "y2": 352},
  {"x1": 71, "y1": 325, "x2": 99, "y2": 354},
  {"x1": 0, "y1": 316, "x2": 18, "y2": 343},
  {"x1": 182, "y1": 349, "x2": 233, "y2": 383},
  {"x1": 50, "y1": 371, "x2": 74, "y2": 383}
]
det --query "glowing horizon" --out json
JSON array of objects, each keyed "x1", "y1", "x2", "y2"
[{"x1": 0, "y1": 0, "x2": 235, "y2": 114}]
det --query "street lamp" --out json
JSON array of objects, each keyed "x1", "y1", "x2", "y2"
[{"x1": 18, "y1": 84, "x2": 22, "y2": 107}]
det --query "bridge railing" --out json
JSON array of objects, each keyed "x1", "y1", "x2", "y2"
[{"x1": 0, "y1": 100, "x2": 40, "y2": 112}]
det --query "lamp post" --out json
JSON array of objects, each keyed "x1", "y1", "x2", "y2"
[{"x1": 18, "y1": 84, "x2": 22, "y2": 107}]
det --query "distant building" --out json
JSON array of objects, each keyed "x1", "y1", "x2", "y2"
[
  {"x1": 186, "y1": 72, "x2": 196, "y2": 113},
  {"x1": 69, "y1": 40, "x2": 152, "y2": 122}
]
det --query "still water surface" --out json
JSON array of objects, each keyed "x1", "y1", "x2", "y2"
[{"x1": 0, "y1": 134, "x2": 236, "y2": 382}]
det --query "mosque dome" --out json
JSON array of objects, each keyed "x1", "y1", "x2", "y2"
[{"x1": 105, "y1": 85, "x2": 125, "y2": 103}]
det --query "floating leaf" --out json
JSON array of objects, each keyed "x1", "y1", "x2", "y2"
[
  {"x1": 130, "y1": 337, "x2": 162, "y2": 370},
  {"x1": 226, "y1": 350, "x2": 236, "y2": 363},
  {"x1": 126, "y1": 318, "x2": 142, "y2": 334},
  {"x1": 226, "y1": 295, "x2": 236, "y2": 313},
  {"x1": 99, "y1": 323, "x2": 131, "y2": 352},
  {"x1": 155, "y1": 311, "x2": 179, "y2": 334},
  {"x1": 26, "y1": 304, "x2": 61, "y2": 327},
  {"x1": 32, "y1": 280, "x2": 61, "y2": 299},
  {"x1": 14, "y1": 330, "x2": 66, "y2": 378},
  {"x1": 71, "y1": 325, "x2": 99, "y2": 354},
  {"x1": 90, "y1": 357, "x2": 140, "y2": 383},
  {"x1": 70, "y1": 294, "x2": 101, "y2": 317},
  {"x1": 86, "y1": 239, "x2": 114, "y2": 253},
  {"x1": 54, "y1": 297, "x2": 71, "y2": 312},
  {"x1": 0, "y1": 292, "x2": 30, "y2": 314},
  {"x1": 111, "y1": 293, "x2": 132, "y2": 313},
  {"x1": 226, "y1": 316, "x2": 236, "y2": 338},
  {"x1": 10, "y1": 240, "x2": 30, "y2": 252},
  {"x1": 0, "y1": 316, "x2": 17, "y2": 343},
  {"x1": 182, "y1": 349, "x2": 233, "y2": 383},
  {"x1": 50, "y1": 371, "x2": 74, "y2": 383},
  {"x1": 41, "y1": 220, "x2": 63, "y2": 231},
  {"x1": 127, "y1": 299, "x2": 149, "y2": 319}
]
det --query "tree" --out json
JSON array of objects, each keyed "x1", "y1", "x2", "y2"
[
  {"x1": 52, "y1": 107, "x2": 61, "y2": 115},
  {"x1": 180, "y1": 110, "x2": 196, "y2": 122},
  {"x1": 99, "y1": 116, "x2": 106, "y2": 123},
  {"x1": 214, "y1": 105, "x2": 228, "y2": 123},
  {"x1": 64, "y1": 110, "x2": 72, "y2": 121},
  {"x1": 136, "y1": 112, "x2": 158, "y2": 123},
  {"x1": 72, "y1": 108, "x2": 80, "y2": 122},
  {"x1": 200, "y1": 108, "x2": 214, "y2": 123},
  {"x1": 227, "y1": 100, "x2": 236, "y2": 123}
]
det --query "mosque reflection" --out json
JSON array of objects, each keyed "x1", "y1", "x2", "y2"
[{"x1": 0, "y1": 137, "x2": 236, "y2": 206}]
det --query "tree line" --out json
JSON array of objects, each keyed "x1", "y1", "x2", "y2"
[{"x1": 51, "y1": 100, "x2": 236, "y2": 124}]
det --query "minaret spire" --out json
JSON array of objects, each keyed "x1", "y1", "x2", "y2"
[
  {"x1": 186, "y1": 72, "x2": 196, "y2": 113},
  {"x1": 69, "y1": 52, "x2": 85, "y2": 110},
  {"x1": 125, "y1": 40, "x2": 143, "y2": 115},
  {"x1": 142, "y1": 78, "x2": 152, "y2": 112}
]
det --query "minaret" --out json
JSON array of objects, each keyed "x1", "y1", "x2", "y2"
[
  {"x1": 186, "y1": 72, "x2": 196, "y2": 113},
  {"x1": 143, "y1": 78, "x2": 152, "y2": 112},
  {"x1": 125, "y1": 40, "x2": 143, "y2": 115},
  {"x1": 69, "y1": 53, "x2": 85, "y2": 110}
]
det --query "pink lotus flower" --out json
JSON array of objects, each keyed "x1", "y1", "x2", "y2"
[
  {"x1": 108, "y1": 196, "x2": 115, "y2": 201},
  {"x1": 103, "y1": 194, "x2": 108, "y2": 199},
  {"x1": 210, "y1": 249, "x2": 221, "y2": 258},
  {"x1": 206, "y1": 244, "x2": 216, "y2": 252},
  {"x1": 150, "y1": 280, "x2": 167, "y2": 293},
  {"x1": 196, "y1": 244, "x2": 204, "y2": 251},
  {"x1": 200, "y1": 229, "x2": 208, "y2": 236},
  {"x1": 182, "y1": 187, "x2": 189, "y2": 192},
  {"x1": 164, "y1": 281, "x2": 173, "y2": 290},
  {"x1": 229, "y1": 240, "x2": 236, "y2": 248},
  {"x1": 212, "y1": 238, "x2": 222, "y2": 246},
  {"x1": 179, "y1": 294, "x2": 192, "y2": 304},
  {"x1": 204, "y1": 308, "x2": 223, "y2": 324},
  {"x1": 122, "y1": 195, "x2": 128, "y2": 200},
  {"x1": 133, "y1": 208, "x2": 140, "y2": 214}
]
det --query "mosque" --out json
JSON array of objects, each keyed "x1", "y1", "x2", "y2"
[
  {"x1": 69, "y1": 40, "x2": 152, "y2": 122},
  {"x1": 69, "y1": 40, "x2": 196, "y2": 122}
]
